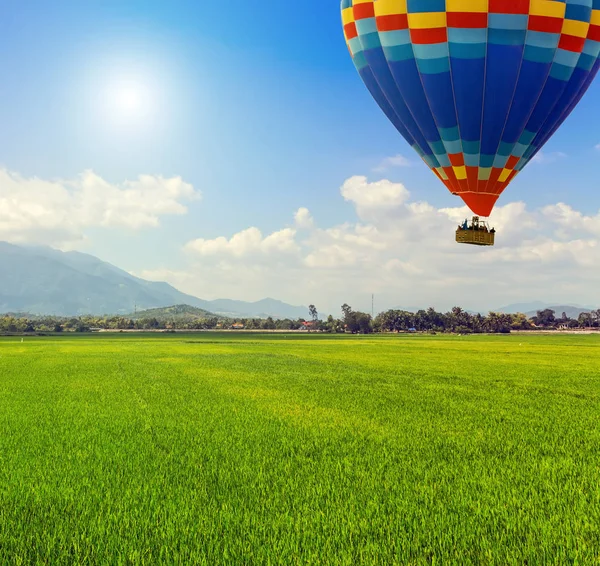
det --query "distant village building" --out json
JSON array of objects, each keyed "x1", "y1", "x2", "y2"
[{"x1": 232, "y1": 323, "x2": 245, "y2": 330}]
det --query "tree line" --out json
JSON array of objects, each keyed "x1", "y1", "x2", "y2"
[
  {"x1": 374, "y1": 307, "x2": 600, "y2": 334},
  {"x1": 1, "y1": 306, "x2": 599, "y2": 335}
]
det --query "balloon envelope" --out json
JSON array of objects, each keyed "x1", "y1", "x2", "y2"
[{"x1": 341, "y1": 0, "x2": 600, "y2": 216}]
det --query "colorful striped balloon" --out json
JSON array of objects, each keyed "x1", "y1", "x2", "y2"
[{"x1": 341, "y1": 0, "x2": 600, "y2": 217}]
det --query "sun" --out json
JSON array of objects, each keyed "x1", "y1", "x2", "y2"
[
  {"x1": 115, "y1": 85, "x2": 143, "y2": 114},
  {"x1": 103, "y1": 79, "x2": 153, "y2": 124},
  {"x1": 78, "y1": 48, "x2": 180, "y2": 138}
]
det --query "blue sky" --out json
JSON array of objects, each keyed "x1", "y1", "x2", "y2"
[{"x1": 1, "y1": 1, "x2": 600, "y2": 312}]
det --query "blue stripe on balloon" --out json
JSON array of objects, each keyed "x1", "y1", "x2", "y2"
[
  {"x1": 355, "y1": 18, "x2": 378, "y2": 35},
  {"x1": 343, "y1": 0, "x2": 600, "y2": 210},
  {"x1": 524, "y1": 45, "x2": 557, "y2": 64},
  {"x1": 449, "y1": 42, "x2": 487, "y2": 59},
  {"x1": 379, "y1": 29, "x2": 411, "y2": 48},
  {"x1": 357, "y1": 65, "x2": 420, "y2": 152},
  {"x1": 565, "y1": 3, "x2": 592, "y2": 21},
  {"x1": 450, "y1": 56, "x2": 485, "y2": 142},
  {"x1": 526, "y1": 31, "x2": 561, "y2": 49},
  {"x1": 488, "y1": 28, "x2": 527, "y2": 46},
  {"x1": 501, "y1": 59, "x2": 553, "y2": 144},
  {"x1": 448, "y1": 28, "x2": 487, "y2": 44},
  {"x1": 489, "y1": 14, "x2": 528, "y2": 31},
  {"x1": 387, "y1": 58, "x2": 444, "y2": 142},
  {"x1": 417, "y1": 57, "x2": 450, "y2": 74},
  {"x1": 480, "y1": 43, "x2": 525, "y2": 157},
  {"x1": 407, "y1": 0, "x2": 445, "y2": 13},
  {"x1": 360, "y1": 47, "x2": 438, "y2": 158}
]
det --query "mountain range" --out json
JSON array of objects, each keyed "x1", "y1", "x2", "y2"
[
  {"x1": 1, "y1": 242, "x2": 595, "y2": 320},
  {"x1": 496, "y1": 301, "x2": 596, "y2": 319},
  {"x1": 0, "y1": 242, "x2": 309, "y2": 319}
]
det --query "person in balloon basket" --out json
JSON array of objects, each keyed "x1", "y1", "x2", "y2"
[{"x1": 458, "y1": 218, "x2": 496, "y2": 234}]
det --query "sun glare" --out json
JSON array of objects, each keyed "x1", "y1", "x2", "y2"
[
  {"x1": 102, "y1": 79, "x2": 153, "y2": 125},
  {"x1": 77, "y1": 43, "x2": 189, "y2": 140},
  {"x1": 82, "y1": 60, "x2": 163, "y2": 134},
  {"x1": 115, "y1": 86, "x2": 142, "y2": 114}
]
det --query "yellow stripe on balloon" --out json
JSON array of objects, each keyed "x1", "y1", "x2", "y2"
[
  {"x1": 498, "y1": 169, "x2": 511, "y2": 183},
  {"x1": 407, "y1": 12, "x2": 447, "y2": 29},
  {"x1": 374, "y1": 0, "x2": 407, "y2": 16},
  {"x1": 453, "y1": 166, "x2": 467, "y2": 180},
  {"x1": 446, "y1": 0, "x2": 488, "y2": 13},
  {"x1": 529, "y1": 0, "x2": 567, "y2": 18},
  {"x1": 342, "y1": 7, "x2": 355, "y2": 26},
  {"x1": 561, "y1": 19, "x2": 590, "y2": 39}
]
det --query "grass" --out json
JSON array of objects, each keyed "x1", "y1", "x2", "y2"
[{"x1": 0, "y1": 332, "x2": 599, "y2": 564}]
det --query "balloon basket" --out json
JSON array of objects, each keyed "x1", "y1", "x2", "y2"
[{"x1": 455, "y1": 216, "x2": 495, "y2": 247}]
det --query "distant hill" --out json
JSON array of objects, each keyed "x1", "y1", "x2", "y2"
[
  {"x1": 496, "y1": 301, "x2": 596, "y2": 319},
  {"x1": 203, "y1": 298, "x2": 309, "y2": 320},
  {"x1": 0, "y1": 242, "x2": 309, "y2": 319},
  {"x1": 0, "y1": 242, "x2": 209, "y2": 316},
  {"x1": 129, "y1": 304, "x2": 218, "y2": 320},
  {"x1": 496, "y1": 301, "x2": 553, "y2": 314},
  {"x1": 524, "y1": 306, "x2": 595, "y2": 320}
]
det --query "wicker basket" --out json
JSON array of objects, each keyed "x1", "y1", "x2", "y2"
[{"x1": 456, "y1": 228, "x2": 495, "y2": 246}]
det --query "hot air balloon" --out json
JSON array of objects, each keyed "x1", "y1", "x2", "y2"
[{"x1": 341, "y1": 0, "x2": 600, "y2": 246}]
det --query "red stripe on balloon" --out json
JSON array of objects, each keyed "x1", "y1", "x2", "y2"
[
  {"x1": 448, "y1": 153, "x2": 465, "y2": 167},
  {"x1": 344, "y1": 22, "x2": 358, "y2": 40},
  {"x1": 492, "y1": 181, "x2": 508, "y2": 196},
  {"x1": 505, "y1": 155, "x2": 520, "y2": 169},
  {"x1": 466, "y1": 167, "x2": 479, "y2": 192},
  {"x1": 353, "y1": 3, "x2": 375, "y2": 20},
  {"x1": 488, "y1": 0, "x2": 530, "y2": 15},
  {"x1": 587, "y1": 25, "x2": 600, "y2": 42},
  {"x1": 559, "y1": 34, "x2": 586, "y2": 53},
  {"x1": 447, "y1": 12, "x2": 488, "y2": 28},
  {"x1": 488, "y1": 168, "x2": 503, "y2": 187},
  {"x1": 410, "y1": 27, "x2": 448, "y2": 44},
  {"x1": 528, "y1": 15, "x2": 564, "y2": 34},
  {"x1": 477, "y1": 179, "x2": 489, "y2": 192},
  {"x1": 442, "y1": 168, "x2": 461, "y2": 195},
  {"x1": 457, "y1": 179, "x2": 470, "y2": 193},
  {"x1": 376, "y1": 14, "x2": 409, "y2": 32}
]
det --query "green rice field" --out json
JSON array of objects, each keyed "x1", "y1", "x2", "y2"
[{"x1": 0, "y1": 332, "x2": 599, "y2": 564}]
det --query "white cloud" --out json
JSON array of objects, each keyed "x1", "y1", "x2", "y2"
[
  {"x1": 294, "y1": 207, "x2": 314, "y2": 229},
  {"x1": 341, "y1": 176, "x2": 410, "y2": 222},
  {"x1": 9, "y1": 166, "x2": 592, "y2": 313},
  {"x1": 304, "y1": 224, "x2": 388, "y2": 269},
  {"x1": 595, "y1": 144, "x2": 600, "y2": 152},
  {"x1": 185, "y1": 227, "x2": 299, "y2": 258},
  {"x1": 165, "y1": 176, "x2": 600, "y2": 312},
  {"x1": 542, "y1": 203, "x2": 600, "y2": 238},
  {"x1": 0, "y1": 168, "x2": 199, "y2": 247},
  {"x1": 373, "y1": 154, "x2": 413, "y2": 172}
]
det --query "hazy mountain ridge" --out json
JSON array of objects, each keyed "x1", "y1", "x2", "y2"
[
  {"x1": 203, "y1": 298, "x2": 308, "y2": 320},
  {"x1": 0, "y1": 242, "x2": 309, "y2": 319},
  {"x1": 496, "y1": 302, "x2": 595, "y2": 319},
  {"x1": 2, "y1": 242, "x2": 593, "y2": 320},
  {"x1": 128, "y1": 304, "x2": 218, "y2": 320}
]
